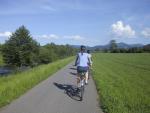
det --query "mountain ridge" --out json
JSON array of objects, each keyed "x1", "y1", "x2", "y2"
[{"x1": 71, "y1": 42, "x2": 144, "y2": 49}]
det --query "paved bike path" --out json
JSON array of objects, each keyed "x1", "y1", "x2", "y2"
[{"x1": 0, "y1": 62, "x2": 103, "y2": 113}]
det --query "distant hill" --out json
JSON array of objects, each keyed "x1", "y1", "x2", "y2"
[
  {"x1": 71, "y1": 45, "x2": 91, "y2": 49},
  {"x1": 71, "y1": 45, "x2": 81, "y2": 48},
  {"x1": 115, "y1": 42, "x2": 143, "y2": 48},
  {"x1": 92, "y1": 42, "x2": 143, "y2": 50},
  {"x1": 71, "y1": 42, "x2": 144, "y2": 50}
]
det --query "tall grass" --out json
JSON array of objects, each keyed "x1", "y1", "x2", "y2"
[
  {"x1": 0, "y1": 57, "x2": 74, "y2": 107},
  {"x1": 92, "y1": 53, "x2": 150, "y2": 113}
]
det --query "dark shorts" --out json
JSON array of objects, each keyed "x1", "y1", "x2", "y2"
[{"x1": 77, "y1": 66, "x2": 89, "y2": 73}]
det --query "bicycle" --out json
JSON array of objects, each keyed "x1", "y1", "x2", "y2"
[{"x1": 78, "y1": 71, "x2": 86, "y2": 101}]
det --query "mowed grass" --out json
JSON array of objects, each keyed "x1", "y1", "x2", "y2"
[
  {"x1": 0, "y1": 57, "x2": 74, "y2": 108},
  {"x1": 92, "y1": 53, "x2": 150, "y2": 113}
]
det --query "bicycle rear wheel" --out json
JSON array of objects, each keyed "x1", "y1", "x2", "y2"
[
  {"x1": 78, "y1": 72, "x2": 85, "y2": 101},
  {"x1": 80, "y1": 85, "x2": 84, "y2": 101}
]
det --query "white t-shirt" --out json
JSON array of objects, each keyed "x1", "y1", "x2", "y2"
[
  {"x1": 76, "y1": 52, "x2": 89, "y2": 67},
  {"x1": 88, "y1": 54, "x2": 91, "y2": 59},
  {"x1": 88, "y1": 54, "x2": 92, "y2": 64}
]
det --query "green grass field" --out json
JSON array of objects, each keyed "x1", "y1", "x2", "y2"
[
  {"x1": 92, "y1": 53, "x2": 150, "y2": 113},
  {"x1": 0, "y1": 56, "x2": 74, "y2": 108}
]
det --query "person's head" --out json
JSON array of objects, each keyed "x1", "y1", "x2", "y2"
[
  {"x1": 87, "y1": 50, "x2": 90, "y2": 54},
  {"x1": 80, "y1": 45, "x2": 86, "y2": 52}
]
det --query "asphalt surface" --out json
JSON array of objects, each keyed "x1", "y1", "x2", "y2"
[{"x1": 0, "y1": 62, "x2": 103, "y2": 113}]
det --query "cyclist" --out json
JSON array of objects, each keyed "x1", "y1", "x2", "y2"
[
  {"x1": 87, "y1": 50, "x2": 92, "y2": 67},
  {"x1": 87, "y1": 50, "x2": 92, "y2": 79},
  {"x1": 75, "y1": 45, "x2": 91, "y2": 87}
]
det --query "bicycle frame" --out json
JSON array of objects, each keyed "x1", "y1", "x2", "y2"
[{"x1": 78, "y1": 72, "x2": 86, "y2": 101}]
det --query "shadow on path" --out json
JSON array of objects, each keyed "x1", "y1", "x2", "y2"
[
  {"x1": 69, "y1": 67, "x2": 77, "y2": 70},
  {"x1": 53, "y1": 82, "x2": 81, "y2": 101},
  {"x1": 69, "y1": 72, "x2": 77, "y2": 76}
]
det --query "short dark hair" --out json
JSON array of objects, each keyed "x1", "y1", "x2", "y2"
[
  {"x1": 80, "y1": 45, "x2": 86, "y2": 51},
  {"x1": 87, "y1": 50, "x2": 90, "y2": 53}
]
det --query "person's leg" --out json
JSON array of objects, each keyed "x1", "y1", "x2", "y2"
[
  {"x1": 85, "y1": 71, "x2": 88, "y2": 84},
  {"x1": 77, "y1": 73, "x2": 80, "y2": 87},
  {"x1": 88, "y1": 69, "x2": 90, "y2": 80}
]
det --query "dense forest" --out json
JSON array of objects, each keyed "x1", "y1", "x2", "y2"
[{"x1": 0, "y1": 26, "x2": 77, "y2": 67}]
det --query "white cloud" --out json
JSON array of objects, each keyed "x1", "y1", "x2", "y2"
[
  {"x1": 141, "y1": 28, "x2": 150, "y2": 38},
  {"x1": 34, "y1": 34, "x2": 87, "y2": 45},
  {"x1": 40, "y1": 34, "x2": 59, "y2": 39},
  {"x1": 0, "y1": 31, "x2": 12, "y2": 37},
  {"x1": 111, "y1": 21, "x2": 135, "y2": 38},
  {"x1": 63, "y1": 35, "x2": 85, "y2": 41},
  {"x1": 37, "y1": 34, "x2": 85, "y2": 41},
  {"x1": 40, "y1": 4, "x2": 56, "y2": 11}
]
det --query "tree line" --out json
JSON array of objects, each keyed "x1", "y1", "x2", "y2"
[
  {"x1": 102, "y1": 40, "x2": 150, "y2": 53},
  {"x1": 0, "y1": 26, "x2": 77, "y2": 67}
]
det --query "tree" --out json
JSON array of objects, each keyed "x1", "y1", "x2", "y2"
[
  {"x1": 109, "y1": 40, "x2": 118, "y2": 53},
  {"x1": 2, "y1": 25, "x2": 39, "y2": 67},
  {"x1": 39, "y1": 46, "x2": 57, "y2": 64},
  {"x1": 38, "y1": 43, "x2": 77, "y2": 64},
  {"x1": 0, "y1": 44, "x2": 3, "y2": 52},
  {"x1": 143, "y1": 44, "x2": 150, "y2": 52}
]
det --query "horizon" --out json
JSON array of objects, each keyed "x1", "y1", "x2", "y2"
[
  {"x1": 0, "y1": 0, "x2": 150, "y2": 46},
  {"x1": 70, "y1": 41, "x2": 145, "y2": 48}
]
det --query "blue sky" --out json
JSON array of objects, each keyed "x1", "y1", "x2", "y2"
[{"x1": 0, "y1": 0, "x2": 150, "y2": 46}]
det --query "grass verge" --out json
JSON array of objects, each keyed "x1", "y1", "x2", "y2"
[
  {"x1": 0, "y1": 56, "x2": 74, "y2": 108},
  {"x1": 92, "y1": 53, "x2": 150, "y2": 113}
]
